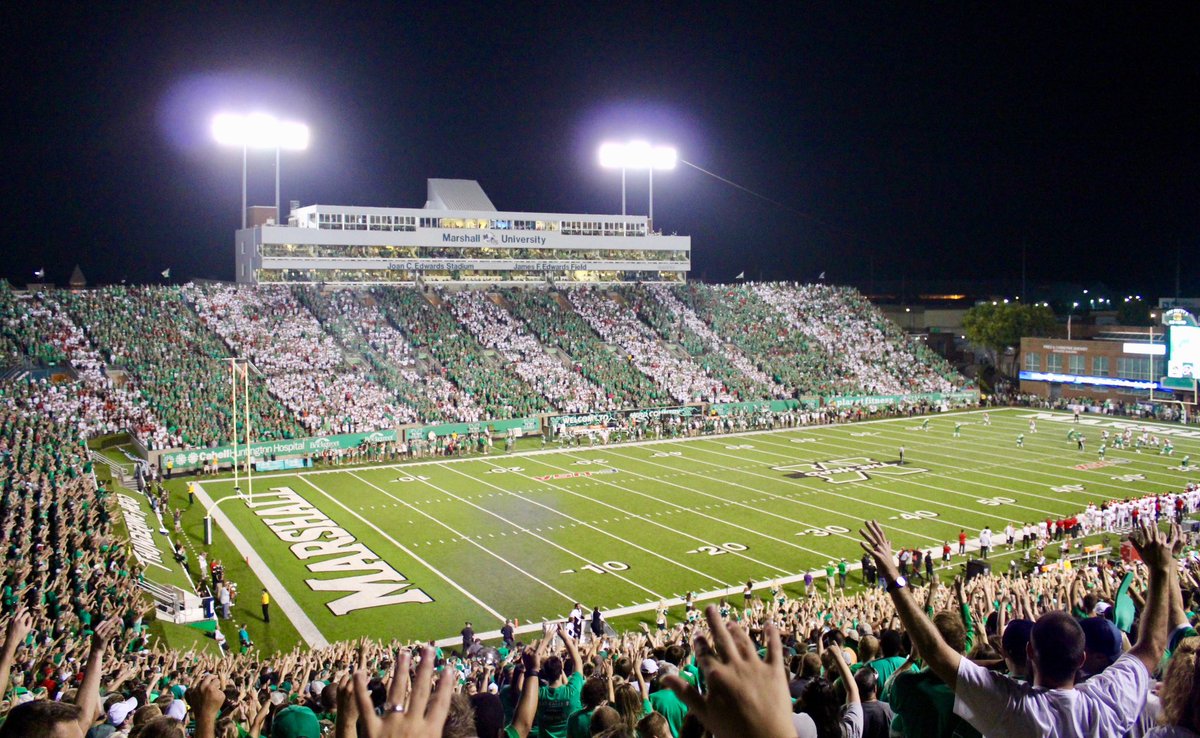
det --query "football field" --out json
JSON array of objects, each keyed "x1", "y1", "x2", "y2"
[{"x1": 195, "y1": 407, "x2": 1200, "y2": 647}]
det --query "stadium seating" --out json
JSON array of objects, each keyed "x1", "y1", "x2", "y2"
[
  {"x1": 370, "y1": 286, "x2": 551, "y2": 420},
  {"x1": 566, "y1": 287, "x2": 734, "y2": 404},
  {"x1": 293, "y1": 286, "x2": 483, "y2": 423},
  {"x1": 620, "y1": 284, "x2": 787, "y2": 400},
  {"x1": 183, "y1": 283, "x2": 402, "y2": 434},
  {"x1": 502, "y1": 288, "x2": 665, "y2": 409},
  {"x1": 445, "y1": 290, "x2": 613, "y2": 413},
  {"x1": 57, "y1": 286, "x2": 303, "y2": 448}
]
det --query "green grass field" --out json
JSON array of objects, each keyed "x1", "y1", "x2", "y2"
[{"x1": 187, "y1": 407, "x2": 1200, "y2": 649}]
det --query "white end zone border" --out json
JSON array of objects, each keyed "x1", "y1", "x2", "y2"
[{"x1": 193, "y1": 482, "x2": 329, "y2": 648}]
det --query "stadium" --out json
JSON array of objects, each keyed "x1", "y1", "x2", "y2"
[{"x1": 2, "y1": 7, "x2": 1200, "y2": 738}]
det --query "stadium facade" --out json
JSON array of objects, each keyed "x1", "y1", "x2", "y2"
[{"x1": 234, "y1": 178, "x2": 690, "y2": 285}]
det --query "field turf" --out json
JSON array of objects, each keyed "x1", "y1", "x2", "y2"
[{"x1": 190, "y1": 408, "x2": 1200, "y2": 648}]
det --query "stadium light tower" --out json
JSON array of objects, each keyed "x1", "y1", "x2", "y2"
[
  {"x1": 212, "y1": 113, "x2": 310, "y2": 228},
  {"x1": 598, "y1": 141, "x2": 677, "y2": 229}
]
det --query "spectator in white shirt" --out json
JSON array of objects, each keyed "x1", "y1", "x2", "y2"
[{"x1": 860, "y1": 520, "x2": 1179, "y2": 738}]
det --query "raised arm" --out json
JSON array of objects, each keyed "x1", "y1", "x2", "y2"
[
  {"x1": 829, "y1": 644, "x2": 859, "y2": 705},
  {"x1": 509, "y1": 648, "x2": 541, "y2": 738},
  {"x1": 1128, "y1": 523, "x2": 1181, "y2": 673},
  {"x1": 0, "y1": 608, "x2": 32, "y2": 702},
  {"x1": 558, "y1": 624, "x2": 583, "y2": 675},
  {"x1": 76, "y1": 617, "x2": 121, "y2": 735},
  {"x1": 860, "y1": 521, "x2": 962, "y2": 688}
]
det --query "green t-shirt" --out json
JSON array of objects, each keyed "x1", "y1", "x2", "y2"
[
  {"x1": 648, "y1": 687, "x2": 688, "y2": 738},
  {"x1": 889, "y1": 668, "x2": 981, "y2": 738},
  {"x1": 566, "y1": 707, "x2": 592, "y2": 738},
  {"x1": 536, "y1": 672, "x2": 583, "y2": 738},
  {"x1": 867, "y1": 655, "x2": 906, "y2": 696}
]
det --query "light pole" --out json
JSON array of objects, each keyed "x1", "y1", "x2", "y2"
[
  {"x1": 598, "y1": 141, "x2": 677, "y2": 230},
  {"x1": 212, "y1": 113, "x2": 310, "y2": 228}
]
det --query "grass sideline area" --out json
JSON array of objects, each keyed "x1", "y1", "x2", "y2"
[{"x1": 161, "y1": 407, "x2": 1200, "y2": 652}]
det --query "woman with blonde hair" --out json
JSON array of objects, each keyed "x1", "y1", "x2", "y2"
[{"x1": 1148, "y1": 637, "x2": 1199, "y2": 737}]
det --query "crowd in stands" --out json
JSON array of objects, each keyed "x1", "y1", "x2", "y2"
[
  {"x1": 621, "y1": 285, "x2": 788, "y2": 402},
  {"x1": 567, "y1": 288, "x2": 734, "y2": 405},
  {"x1": 0, "y1": 281, "x2": 970, "y2": 458},
  {"x1": 672, "y1": 282, "x2": 840, "y2": 393},
  {"x1": 291, "y1": 286, "x2": 471, "y2": 425},
  {"x1": 372, "y1": 287, "x2": 551, "y2": 420},
  {"x1": 183, "y1": 284, "x2": 401, "y2": 434},
  {"x1": 58, "y1": 286, "x2": 303, "y2": 448},
  {"x1": 446, "y1": 291, "x2": 614, "y2": 414},
  {"x1": 0, "y1": 289, "x2": 178, "y2": 449},
  {"x1": 503, "y1": 289, "x2": 665, "y2": 410},
  {"x1": 752, "y1": 283, "x2": 958, "y2": 396}
]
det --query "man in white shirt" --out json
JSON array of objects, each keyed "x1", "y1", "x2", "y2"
[
  {"x1": 979, "y1": 527, "x2": 992, "y2": 559},
  {"x1": 860, "y1": 520, "x2": 1178, "y2": 738}
]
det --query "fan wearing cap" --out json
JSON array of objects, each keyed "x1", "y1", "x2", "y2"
[
  {"x1": 271, "y1": 704, "x2": 322, "y2": 738},
  {"x1": 107, "y1": 696, "x2": 139, "y2": 734}
]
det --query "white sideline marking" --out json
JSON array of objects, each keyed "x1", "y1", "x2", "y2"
[
  {"x1": 195, "y1": 483, "x2": 329, "y2": 649},
  {"x1": 298, "y1": 475, "x2": 507, "y2": 621}
]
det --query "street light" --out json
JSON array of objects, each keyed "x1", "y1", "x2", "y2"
[
  {"x1": 598, "y1": 140, "x2": 676, "y2": 229},
  {"x1": 212, "y1": 113, "x2": 310, "y2": 229}
]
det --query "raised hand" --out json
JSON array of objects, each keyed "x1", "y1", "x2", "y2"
[
  {"x1": 664, "y1": 605, "x2": 794, "y2": 738},
  {"x1": 353, "y1": 646, "x2": 453, "y2": 738},
  {"x1": 859, "y1": 521, "x2": 900, "y2": 581},
  {"x1": 1130, "y1": 522, "x2": 1181, "y2": 571}
]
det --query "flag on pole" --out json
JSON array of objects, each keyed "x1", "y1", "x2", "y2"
[
  {"x1": 33, "y1": 268, "x2": 45, "y2": 279},
  {"x1": 161, "y1": 268, "x2": 171, "y2": 279},
  {"x1": 735, "y1": 271, "x2": 745, "y2": 280}
]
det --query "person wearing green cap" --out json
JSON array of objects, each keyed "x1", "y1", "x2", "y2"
[{"x1": 272, "y1": 704, "x2": 321, "y2": 738}]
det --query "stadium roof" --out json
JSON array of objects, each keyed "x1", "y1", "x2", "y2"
[{"x1": 423, "y1": 179, "x2": 497, "y2": 212}]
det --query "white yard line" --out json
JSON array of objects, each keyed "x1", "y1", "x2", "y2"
[
  {"x1": 195, "y1": 483, "x2": 329, "y2": 648},
  {"x1": 296, "y1": 475, "x2": 509, "y2": 622},
  {"x1": 551, "y1": 449, "x2": 876, "y2": 559},
  {"x1": 439, "y1": 460, "x2": 739, "y2": 587},
  {"x1": 345, "y1": 471, "x2": 605, "y2": 606}
]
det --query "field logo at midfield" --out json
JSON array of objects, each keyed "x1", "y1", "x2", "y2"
[
  {"x1": 774, "y1": 457, "x2": 927, "y2": 483},
  {"x1": 246, "y1": 487, "x2": 432, "y2": 615}
]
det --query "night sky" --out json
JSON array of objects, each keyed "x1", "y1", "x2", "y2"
[{"x1": 2, "y1": 4, "x2": 1197, "y2": 295}]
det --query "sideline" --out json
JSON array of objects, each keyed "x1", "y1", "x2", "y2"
[{"x1": 193, "y1": 482, "x2": 330, "y2": 648}]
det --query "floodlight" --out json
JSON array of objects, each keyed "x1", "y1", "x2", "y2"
[
  {"x1": 212, "y1": 111, "x2": 310, "y2": 229},
  {"x1": 651, "y1": 145, "x2": 677, "y2": 170},
  {"x1": 599, "y1": 142, "x2": 626, "y2": 169}
]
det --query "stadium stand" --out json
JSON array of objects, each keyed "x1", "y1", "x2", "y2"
[
  {"x1": 620, "y1": 283, "x2": 788, "y2": 401},
  {"x1": 502, "y1": 287, "x2": 665, "y2": 409},
  {"x1": 370, "y1": 286, "x2": 551, "y2": 420},
  {"x1": 183, "y1": 283, "x2": 401, "y2": 434},
  {"x1": 566, "y1": 287, "x2": 734, "y2": 404},
  {"x1": 445, "y1": 290, "x2": 613, "y2": 413},
  {"x1": 57, "y1": 286, "x2": 303, "y2": 448}
]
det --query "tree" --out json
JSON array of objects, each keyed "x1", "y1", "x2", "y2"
[
  {"x1": 963, "y1": 302, "x2": 1056, "y2": 378},
  {"x1": 1117, "y1": 298, "x2": 1152, "y2": 326}
]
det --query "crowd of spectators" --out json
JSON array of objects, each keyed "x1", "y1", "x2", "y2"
[
  {"x1": 567, "y1": 288, "x2": 734, "y2": 405},
  {"x1": 1, "y1": 281, "x2": 972, "y2": 459},
  {"x1": 58, "y1": 286, "x2": 303, "y2": 448},
  {"x1": 371, "y1": 287, "x2": 551, "y2": 420},
  {"x1": 751, "y1": 283, "x2": 959, "y2": 396},
  {"x1": 622, "y1": 284, "x2": 788, "y2": 401},
  {"x1": 0, "y1": 289, "x2": 178, "y2": 448},
  {"x1": 503, "y1": 289, "x2": 665, "y2": 410},
  {"x1": 183, "y1": 284, "x2": 401, "y2": 435},
  {"x1": 671, "y1": 282, "x2": 839, "y2": 393},
  {"x1": 292, "y1": 286, "x2": 485, "y2": 424},
  {"x1": 446, "y1": 291, "x2": 614, "y2": 414}
]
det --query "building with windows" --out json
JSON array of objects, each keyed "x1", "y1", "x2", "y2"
[
  {"x1": 234, "y1": 179, "x2": 690, "y2": 285},
  {"x1": 1018, "y1": 328, "x2": 1171, "y2": 402}
]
